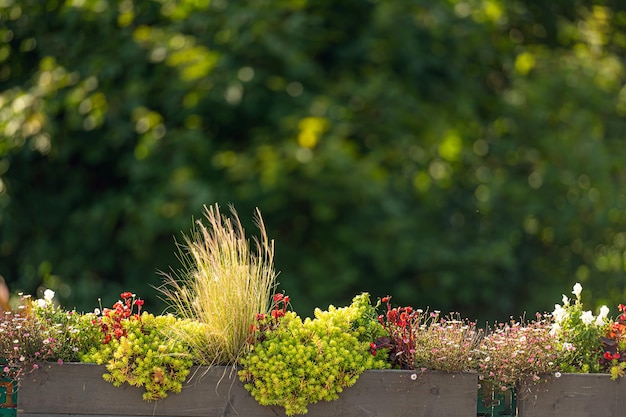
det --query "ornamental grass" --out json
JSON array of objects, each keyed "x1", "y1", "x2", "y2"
[{"x1": 158, "y1": 203, "x2": 278, "y2": 366}]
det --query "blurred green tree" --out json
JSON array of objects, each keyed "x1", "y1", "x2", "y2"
[{"x1": 1, "y1": 0, "x2": 625, "y2": 321}]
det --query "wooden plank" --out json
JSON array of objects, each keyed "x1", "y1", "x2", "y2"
[
  {"x1": 17, "y1": 363, "x2": 477, "y2": 417},
  {"x1": 517, "y1": 373, "x2": 626, "y2": 417}
]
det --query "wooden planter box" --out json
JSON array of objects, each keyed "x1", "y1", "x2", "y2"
[
  {"x1": 517, "y1": 373, "x2": 626, "y2": 417},
  {"x1": 17, "y1": 363, "x2": 478, "y2": 417}
]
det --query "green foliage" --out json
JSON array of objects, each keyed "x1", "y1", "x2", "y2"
[
  {"x1": 238, "y1": 293, "x2": 389, "y2": 416},
  {"x1": 1, "y1": 0, "x2": 626, "y2": 322},
  {"x1": 609, "y1": 362, "x2": 626, "y2": 380}
]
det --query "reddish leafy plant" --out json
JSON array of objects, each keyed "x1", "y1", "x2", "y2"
[
  {"x1": 600, "y1": 303, "x2": 626, "y2": 379},
  {"x1": 373, "y1": 296, "x2": 420, "y2": 369}
]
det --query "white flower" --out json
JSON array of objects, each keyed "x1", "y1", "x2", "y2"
[
  {"x1": 44, "y1": 289, "x2": 55, "y2": 302},
  {"x1": 554, "y1": 372, "x2": 562, "y2": 378},
  {"x1": 596, "y1": 305, "x2": 610, "y2": 324},
  {"x1": 572, "y1": 283, "x2": 582, "y2": 298},
  {"x1": 36, "y1": 299, "x2": 47, "y2": 309},
  {"x1": 562, "y1": 294, "x2": 570, "y2": 306},
  {"x1": 552, "y1": 304, "x2": 567, "y2": 323},
  {"x1": 581, "y1": 310, "x2": 594, "y2": 325},
  {"x1": 550, "y1": 322, "x2": 561, "y2": 337}
]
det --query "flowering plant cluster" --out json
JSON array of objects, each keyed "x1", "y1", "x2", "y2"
[
  {"x1": 550, "y1": 283, "x2": 609, "y2": 373},
  {"x1": 3, "y1": 280, "x2": 626, "y2": 415},
  {"x1": 375, "y1": 296, "x2": 481, "y2": 372},
  {"x1": 600, "y1": 303, "x2": 626, "y2": 379},
  {"x1": 0, "y1": 289, "x2": 207, "y2": 401},
  {"x1": 373, "y1": 296, "x2": 419, "y2": 369},
  {"x1": 0, "y1": 290, "x2": 100, "y2": 379},
  {"x1": 372, "y1": 284, "x2": 626, "y2": 393},
  {"x1": 476, "y1": 315, "x2": 557, "y2": 391},
  {"x1": 375, "y1": 296, "x2": 557, "y2": 391}
]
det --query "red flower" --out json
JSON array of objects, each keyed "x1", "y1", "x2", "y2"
[
  {"x1": 382, "y1": 296, "x2": 391, "y2": 303},
  {"x1": 604, "y1": 351, "x2": 620, "y2": 361},
  {"x1": 271, "y1": 309, "x2": 285, "y2": 320},
  {"x1": 387, "y1": 310, "x2": 398, "y2": 322},
  {"x1": 273, "y1": 293, "x2": 284, "y2": 302},
  {"x1": 94, "y1": 291, "x2": 146, "y2": 345}
]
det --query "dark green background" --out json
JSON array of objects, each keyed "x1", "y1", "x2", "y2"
[{"x1": 1, "y1": 0, "x2": 625, "y2": 322}]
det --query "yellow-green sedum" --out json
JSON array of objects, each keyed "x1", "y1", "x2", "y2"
[
  {"x1": 238, "y1": 293, "x2": 389, "y2": 416},
  {"x1": 80, "y1": 313, "x2": 205, "y2": 401}
]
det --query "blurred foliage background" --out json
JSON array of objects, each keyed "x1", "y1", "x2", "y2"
[{"x1": 1, "y1": 0, "x2": 626, "y2": 322}]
